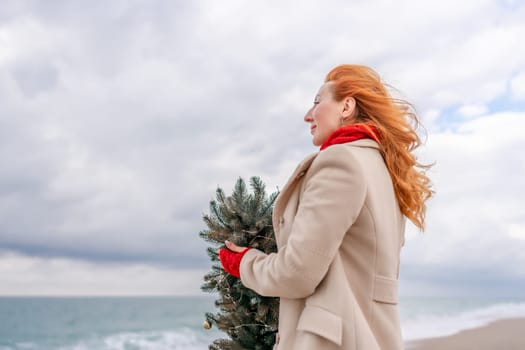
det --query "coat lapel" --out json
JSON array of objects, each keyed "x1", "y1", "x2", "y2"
[{"x1": 272, "y1": 151, "x2": 319, "y2": 227}]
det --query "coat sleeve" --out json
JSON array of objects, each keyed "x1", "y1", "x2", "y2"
[{"x1": 239, "y1": 144, "x2": 367, "y2": 298}]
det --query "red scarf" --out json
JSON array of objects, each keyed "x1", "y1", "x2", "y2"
[{"x1": 320, "y1": 123, "x2": 381, "y2": 151}]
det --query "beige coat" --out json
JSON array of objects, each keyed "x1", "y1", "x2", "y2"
[{"x1": 239, "y1": 139, "x2": 406, "y2": 350}]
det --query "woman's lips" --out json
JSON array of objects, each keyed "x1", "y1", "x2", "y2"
[{"x1": 310, "y1": 125, "x2": 317, "y2": 133}]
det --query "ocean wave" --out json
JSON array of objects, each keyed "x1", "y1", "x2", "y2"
[
  {"x1": 57, "y1": 327, "x2": 217, "y2": 350},
  {"x1": 402, "y1": 300, "x2": 525, "y2": 340}
]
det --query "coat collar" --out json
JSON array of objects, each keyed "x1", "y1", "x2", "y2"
[
  {"x1": 272, "y1": 139, "x2": 381, "y2": 224},
  {"x1": 345, "y1": 138, "x2": 381, "y2": 150}
]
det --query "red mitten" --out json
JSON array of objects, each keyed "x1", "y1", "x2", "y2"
[{"x1": 219, "y1": 246, "x2": 251, "y2": 278}]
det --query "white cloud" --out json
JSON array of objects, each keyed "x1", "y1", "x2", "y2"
[
  {"x1": 508, "y1": 223, "x2": 525, "y2": 240},
  {"x1": 458, "y1": 104, "x2": 489, "y2": 118},
  {"x1": 511, "y1": 71, "x2": 525, "y2": 100},
  {"x1": 402, "y1": 111, "x2": 525, "y2": 286},
  {"x1": 0, "y1": 0, "x2": 525, "y2": 295}
]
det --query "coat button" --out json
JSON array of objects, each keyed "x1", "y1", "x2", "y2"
[{"x1": 279, "y1": 217, "x2": 285, "y2": 225}]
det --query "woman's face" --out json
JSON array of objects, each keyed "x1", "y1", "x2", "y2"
[{"x1": 304, "y1": 82, "x2": 346, "y2": 146}]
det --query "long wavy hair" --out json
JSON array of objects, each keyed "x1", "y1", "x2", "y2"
[{"x1": 325, "y1": 64, "x2": 433, "y2": 231}]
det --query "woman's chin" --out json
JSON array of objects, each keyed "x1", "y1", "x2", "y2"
[{"x1": 312, "y1": 138, "x2": 322, "y2": 147}]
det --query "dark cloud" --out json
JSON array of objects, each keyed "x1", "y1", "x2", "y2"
[{"x1": 11, "y1": 61, "x2": 59, "y2": 98}]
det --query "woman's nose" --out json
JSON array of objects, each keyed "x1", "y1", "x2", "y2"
[{"x1": 304, "y1": 107, "x2": 313, "y2": 122}]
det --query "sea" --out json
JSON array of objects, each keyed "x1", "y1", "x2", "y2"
[{"x1": 1, "y1": 295, "x2": 524, "y2": 349}]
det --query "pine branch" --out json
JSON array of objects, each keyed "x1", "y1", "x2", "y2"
[{"x1": 200, "y1": 176, "x2": 279, "y2": 350}]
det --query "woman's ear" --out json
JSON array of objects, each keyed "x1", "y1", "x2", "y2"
[{"x1": 342, "y1": 97, "x2": 356, "y2": 118}]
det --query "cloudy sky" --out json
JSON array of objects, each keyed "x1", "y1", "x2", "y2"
[{"x1": 0, "y1": 0, "x2": 524, "y2": 297}]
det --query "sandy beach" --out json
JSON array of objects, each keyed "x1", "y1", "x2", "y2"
[{"x1": 405, "y1": 317, "x2": 525, "y2": 350}]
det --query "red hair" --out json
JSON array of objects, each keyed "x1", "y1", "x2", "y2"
[{"x1": 325, "y1": 64, "x2": 433, "y2": 231}]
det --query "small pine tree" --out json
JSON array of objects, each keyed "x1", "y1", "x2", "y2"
[{"x1": 200, "y1": 176, "x2": 279, "y2": 350}]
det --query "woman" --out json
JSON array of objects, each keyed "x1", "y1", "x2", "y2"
[{"x1": 219, "y1": 64, "x2": 433, "y2": 350}]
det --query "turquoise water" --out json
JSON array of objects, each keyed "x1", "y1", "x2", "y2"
[
  {"x1": 1, "y1": 296, "x2": 524, "y2": 349},
  {"x1": 0, "y1": 296, "x2": 222, "y2": 349}
]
